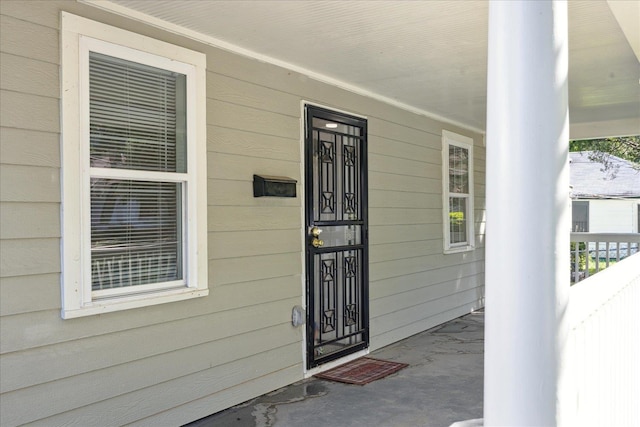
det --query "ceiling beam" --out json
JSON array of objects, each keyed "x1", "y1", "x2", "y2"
[{"x1": 607, "y1": 0, "x2": 640, "y2": 62}]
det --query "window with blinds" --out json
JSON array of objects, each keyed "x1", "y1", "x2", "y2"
[
  {"x1": 442, "y1": 130, "x2": 475, "y2": 253},
  {"x1": 89, "y1": 52, "x2": 186, "y2": 293},
  {"x1": 61, "y1": 13, "x2": 207, "y2": 318}
]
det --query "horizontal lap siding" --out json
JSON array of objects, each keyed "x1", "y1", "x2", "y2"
[
  {"x1": 2, "y1": 311, "x2": 300, "y2": 425},
  {"x1": 1, "y1": 282, "x2": 300, "y2": 391},
  {"x1": 367, "y1": 114, "x2": 485, "y2": 349},
  {"x1": 0, "y1": 274, "x2": 60, "y2": 316},
  {"x1": 0, "y1": 1, "x2": 484, "y2": 426},
  {"x1": 0, "y1": 203, "x2": 60, "y2": 239},
  {"x1": 12, "y1": 344, "x2": 302, "y2": 427},
  {"x1": 589, "y1": 199, "x2": 638, "y2": 233},
  {"x1": 201, "y1": 13, "x2": 486, "y2": 379},
  {"x1": 0, "y1": 3, "x2": 304, "y2": 425}
]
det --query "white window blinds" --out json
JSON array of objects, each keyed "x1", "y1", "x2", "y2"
[
  {"x1": 89, "y1": 52, "x2": 186, "y2": 173},
  {"x1": 89, "y1": 52, "x2": 186, "y2": 292}
]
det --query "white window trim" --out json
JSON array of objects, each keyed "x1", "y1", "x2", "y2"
[
  {"x1": 442, "y1": 130, "x2": 475, "y2": 254},
  {"x1": 61, "y1": 13, "x2": 208, "y2": 319}
]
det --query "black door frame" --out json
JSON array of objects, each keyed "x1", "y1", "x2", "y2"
[{"x1": 304, "y1": 104, "x2": 369, "y2": 369}]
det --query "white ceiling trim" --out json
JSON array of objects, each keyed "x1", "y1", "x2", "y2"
[
  {"x1": 570, "y1": 117, "x2": 640, "y2": 141},
  {"x1": 81, "y1": 0, "x2": 485, "y2": 135}
]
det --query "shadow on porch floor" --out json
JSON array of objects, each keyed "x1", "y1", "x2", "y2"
[{"x1": 187, "y1": 310, "x2": 484, "y2": 427}]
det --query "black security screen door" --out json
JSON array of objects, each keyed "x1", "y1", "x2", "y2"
[{"x1": 305, "y1": 105, "x2": 369, "y2": 369}]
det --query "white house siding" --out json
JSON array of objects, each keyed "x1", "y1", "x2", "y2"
[
  {"x1": 0, "y1": 1, "x2": 485, "y2": 426},
  {"x1": 587, "y1": 199, "x2": 640, "y2": 233}
]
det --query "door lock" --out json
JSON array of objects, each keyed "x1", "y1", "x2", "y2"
[{"x1": 310, "y1": 226, "x2": 323, "y2": 237}]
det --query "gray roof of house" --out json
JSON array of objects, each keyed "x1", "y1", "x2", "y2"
[{"x1": 570, "y1": 151, "x2": 640, "y2": 198}]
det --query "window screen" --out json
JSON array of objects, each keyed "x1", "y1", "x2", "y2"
[{"x1": 572, "y1": 201, "x2": 589, "y2": 232}]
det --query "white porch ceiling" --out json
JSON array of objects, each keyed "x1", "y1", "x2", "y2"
[{"x1": 92, "y1": 0, "x2": 639, "y2": 139}]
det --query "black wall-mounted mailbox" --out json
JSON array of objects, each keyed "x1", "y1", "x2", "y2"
[{"x1": 253, "y1": 175, "x2": 297, "y2": 198}]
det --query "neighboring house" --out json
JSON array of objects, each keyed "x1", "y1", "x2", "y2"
[
  {"x1": 570, "y1": 151, "x2": 640, "y2": 233},
  {"x1": 0, "y1": 1, "x2": 638, "y2": 426}
]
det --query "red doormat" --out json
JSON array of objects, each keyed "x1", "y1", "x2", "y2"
[{"x1": 315, "y1": 357, "x2": 408, "y2": 385}]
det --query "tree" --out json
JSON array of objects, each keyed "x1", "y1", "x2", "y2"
[{"x1": 570, "y1": 136, "x2": 640, "y2": 174}]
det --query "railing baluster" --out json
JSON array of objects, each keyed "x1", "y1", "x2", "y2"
[
  {"x1": 106, "y1": 260, "x2": 113, "y2": 288},
  {"x1": 92, "y1": 250, "x2": 178, "y2": 290},
  {"x1": 570, "y1": 233, "x2": 640, "y2": 282},
  {"x1": 585, "y1": 242, "x2": 590, "y2": 279}
]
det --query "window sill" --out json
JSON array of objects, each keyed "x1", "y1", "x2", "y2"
[
  {"x1": 444, "y1": 245, "x2": 475, "y2": 255},
  {"x1": 61, "y1": 287, "x2": 208, "y2": 319}
]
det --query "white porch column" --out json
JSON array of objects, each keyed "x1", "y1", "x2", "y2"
[{"x1": 485, "y1": 1, "x2": 570, "y2": 426}]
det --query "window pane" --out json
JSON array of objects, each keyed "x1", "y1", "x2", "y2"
[
  {"x1": 89, "y1": 52, "x2": 187, "y2": 173},
  {"x1": 91, "y1": 179, "x2": 182, "y2": 290},
  {"x1": 449, "y1": 145, "x2": 469, "y2": 194},
  {"x1": 572, "y1": 201, "x2": 589, "y2": 232},
  {"x1": 312, "y1": 117, "x2": 362, "y2": 136},
  {"x1": 449, "y1": 197, "x2": 468, "y2": 244}
]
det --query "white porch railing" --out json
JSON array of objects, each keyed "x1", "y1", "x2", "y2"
[
  {"x1": 570, "y1": 232, "x2": 640, "y2": 283},
  {"x1": 91, "y1": 250, "x2": 178, "y2": 290},
  {"x1": 566, "y1": 252, "x2": 640, "y2": 426}
]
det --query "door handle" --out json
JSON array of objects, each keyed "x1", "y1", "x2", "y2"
[{"x1": 310, "y1": 227, "x2": 323, "y2": 247}]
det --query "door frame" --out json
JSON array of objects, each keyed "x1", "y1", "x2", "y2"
[{"x1": 300, "y1": 102, "x2": 370, "y2": 372}]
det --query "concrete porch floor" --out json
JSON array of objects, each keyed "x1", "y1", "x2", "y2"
[{"x1": 187, "y1": 310, "x2": 484, "y2": 427}]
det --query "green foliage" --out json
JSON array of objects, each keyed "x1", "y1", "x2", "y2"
[
  {"x1": 449, "y1": 211, "x2": 464, "y2": 226},
  {"x1": 570, "y1": 242, "x2": 587, "y2": 270}
]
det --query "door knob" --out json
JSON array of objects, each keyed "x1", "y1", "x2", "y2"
[
  {"x1": 311, "y1": 237, "x2": 324, "y2": 248},
  {"x1": 310, "y1": 226, "x2": 323, "y2": 237}
]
